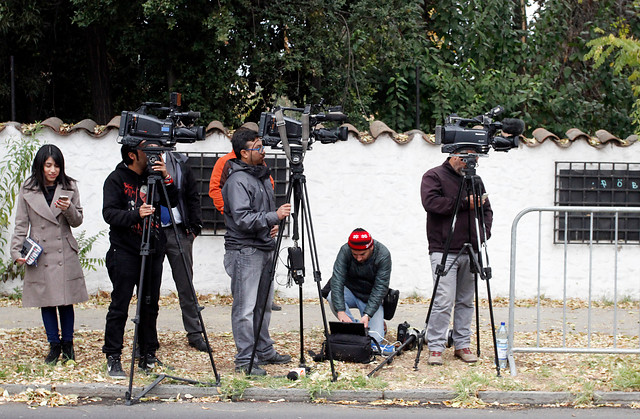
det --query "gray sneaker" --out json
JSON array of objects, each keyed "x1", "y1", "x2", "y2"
[
  {"x1": 235, "y1": 364, "x2": 267, "y2": 376},
  {"x1": 257, "y1": 352, "x2": 291, "y2": 365},
  {"x1": 106, "y1": 355, "x2": 126, "y2": 379}
]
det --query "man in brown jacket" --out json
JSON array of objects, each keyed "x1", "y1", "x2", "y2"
[{"x1": 420, "y1": 151, "x2": 493, "y2": 366}]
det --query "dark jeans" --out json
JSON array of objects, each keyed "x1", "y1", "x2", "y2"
[
  {"x1": 41, "y1": 305, "x2": 74, "y2": 343},
  {"x1": 102, "y1": 245, "x2": 163, "y2": 357},
  {"x1": 163, "y1": 225, "x2": 202, "y2": 342}
]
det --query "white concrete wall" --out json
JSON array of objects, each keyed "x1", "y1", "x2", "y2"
[{"x1": 1, "y1": 124, "x2": 638, "y2": 300}]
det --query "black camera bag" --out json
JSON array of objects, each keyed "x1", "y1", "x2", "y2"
[
  {"x1": 314, "y1": 334, "x2": 378, "y2": 363},
  {"x1": 382, "y1": 288, "x2": 399, "y2": 321}
]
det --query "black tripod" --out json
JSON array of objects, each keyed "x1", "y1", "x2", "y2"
[
  {"x1": 125, "y1": 153, "x2": 220, "y2": 405},
  {"x1": 412, "y1": 154, "x2": 502, "y2": 376},
  {"x1": 246, "y1": 148, "x2": 337, "y2": 381}
]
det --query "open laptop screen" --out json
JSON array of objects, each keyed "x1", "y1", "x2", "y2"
[{"x1": 329, "y1": 321, "x2": 367, "y2": 336}]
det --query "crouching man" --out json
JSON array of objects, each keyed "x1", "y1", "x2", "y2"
[{"x1": 328, "y1": 228, "x2": 391, "y2": 345}]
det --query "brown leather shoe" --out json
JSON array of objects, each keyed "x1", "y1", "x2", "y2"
[
  {"x1": 428, "y1": 351, "x2": 443, "y2": 365},
  {"x1": 454, "y1": 348, "x2": 478, "y2": 363}
]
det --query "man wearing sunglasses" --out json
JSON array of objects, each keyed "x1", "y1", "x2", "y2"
[{"x1": 222, "y1": 129, "x2": 292, "y2": 376}]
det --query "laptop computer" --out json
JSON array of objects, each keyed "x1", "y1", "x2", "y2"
[{"x1": 329, "y1": 321, "x2": 367, "y2": 336}]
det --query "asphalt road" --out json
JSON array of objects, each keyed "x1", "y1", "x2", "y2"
[{"x1": 0, "y1": 401, "x2": 638, "y2": 418}]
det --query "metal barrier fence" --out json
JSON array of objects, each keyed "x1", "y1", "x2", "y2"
[{"x1": 507, "y1": 206, "x2": 640, "y2": 376}]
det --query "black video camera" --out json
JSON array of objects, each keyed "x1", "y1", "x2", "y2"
[
  {"x1": 397, "y1": 321, "x2": 420, "y2": 351},
  {"x1": 258, "y1": 101, "x2": 349, "y2": 149},
  {"x1": 118, "y1": 92, "x2": 206, "y2": 149},
  {"x1": 435, "y1": 106, "x2": 524, "y2": 154}
]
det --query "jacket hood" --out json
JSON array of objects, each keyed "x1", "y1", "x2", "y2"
[{"x1": 226, "y1": 159, "x2": 270, "y2": 181}]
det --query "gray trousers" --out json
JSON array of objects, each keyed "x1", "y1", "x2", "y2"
[
  {"x1": 426, "y1": 252, "x2": 475, "y2": 353},
  {"x1": 164, "y1": 226, "x2": 202, "y2": 343},
  {"x1": 224, "y1": 247, "x2": 276, "y2": 367}
]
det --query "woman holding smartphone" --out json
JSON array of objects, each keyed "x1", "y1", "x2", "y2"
[{"x1": 10, "y1": 144, "x2": 88, "y2": 364}]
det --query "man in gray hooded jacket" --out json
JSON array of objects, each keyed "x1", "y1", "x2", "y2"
[{"x1": 222, "y1": 129, "x2": 291, "y2": 376}]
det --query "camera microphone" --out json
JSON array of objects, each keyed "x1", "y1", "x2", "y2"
[
  {"x1": 317, "y1": 112, "x2": 348, "y2": 122},
  {"x1": 174, "y1": 111, "x2": 201, "y2": 119},
  {"x1": 501, "y1": 118, "x2": 525, "y2": 136}
]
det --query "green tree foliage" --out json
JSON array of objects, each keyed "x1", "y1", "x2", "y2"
[
  {"x1": 586, "y1": 0, "x2": 640, "y2": 134},
  {"x1": 0, "y1": 0, "x2": 92, "y2": 122},
  {"x1": 527, "y1": 0, "x2": 638, "y2": 137},
  {"x1": 0, "y1": 0, "x2": 638, "y2": 136}
]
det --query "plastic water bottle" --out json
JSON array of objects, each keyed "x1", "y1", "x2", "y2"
[{"x1": 496, "y1": 322, "x2": 508, "y2": 370}]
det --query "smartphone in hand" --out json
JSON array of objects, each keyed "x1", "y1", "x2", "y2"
[{"x1": 56, "y1": 195, "x2": 69, "y2": 208}]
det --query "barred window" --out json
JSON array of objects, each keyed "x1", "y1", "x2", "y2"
[
  {"x1": 554, "y1": 162, "x2": 640, "y2": 244},
  {"x1": 185, "y1": 152, "x2": 290, "y2": 236}
]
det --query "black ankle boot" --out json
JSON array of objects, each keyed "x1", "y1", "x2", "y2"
[
  {"x1": 61, "y1": 341, "x2": 75, "y2": 362},
  {"x1": 45, "y1": 342, "x2": 61, "y2": 364}
]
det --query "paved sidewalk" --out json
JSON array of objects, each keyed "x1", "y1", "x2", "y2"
[{"x1": 1, "y1": 302, "x2": 638, "y2": 335}]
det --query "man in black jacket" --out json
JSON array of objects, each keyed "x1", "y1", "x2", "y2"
[
  {"x1": 102, "y1": 142, "x2": 178, "y2": 379},
  {"x1": 420, "y1": 151, "x2": 493, "y2": 366},
  {"x1": 160, "y1": 151, "x2": 206, "y2": 351}
]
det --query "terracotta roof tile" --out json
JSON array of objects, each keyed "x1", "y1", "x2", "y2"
[
  {"x1": 206, "y1": 120, "x2": 227, "y2": 135},
  {"x1": 41, "y1": 117, "x2": 63, "y2": 133},
  {"x1": 2, "y1": 116, "x2": 637, "y2": 149}
]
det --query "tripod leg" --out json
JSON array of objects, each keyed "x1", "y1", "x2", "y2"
[
  {"x1": 125, "y1": 173, "x2": 164, "y2": 403},
  {"x1": 368, "y1": 334, "x2": 416, "y2": 378},
  {"x1": 300, "y1": 181, "x2": 337, "y2": 382},
  {"x1": 485, "y1": 277, "x2": 501, "y2": 376},
  {"x1": 412, "y1": 331, "x2": 425, "y2": 370},
  {"x1": 298, "y1": 283, "x2": 306, "y2": 367},
  {"x1": 475, "y1": 273, "x2": 480, "y2": 357},
  {"x1": 157, "y1": 178, "x2": 220, "y2": 383}
]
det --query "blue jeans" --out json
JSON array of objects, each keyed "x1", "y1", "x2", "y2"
[
  {"x1": 224, "y1": 247, "x2": 276, "y2": 367},
  {"x1": 328, "y1": 287, "x2": 385, "y2": 344}
]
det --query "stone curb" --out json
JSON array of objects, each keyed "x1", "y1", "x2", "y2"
[{"x1": 2, "y1": 383, "x2": 640, "y2": 406}]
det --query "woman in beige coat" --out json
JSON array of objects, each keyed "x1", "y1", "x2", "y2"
[{"x1": 10, "y1": 144, "x2": 88, "y2": 364}]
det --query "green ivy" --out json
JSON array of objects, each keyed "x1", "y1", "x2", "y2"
[{"x1": 0, "y1": 129, "x2": 41, "y2": 282}]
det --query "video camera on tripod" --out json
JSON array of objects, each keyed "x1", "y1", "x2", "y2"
[
  {"x1": 435, "y1": 105, "x2": 524, "y2": 154},
  {"x1": 258, "y1": 100, "x2": 348, "y2": 164},
  {"x1": 118, "y1": 92, "x2": 205, "y2": 155}
]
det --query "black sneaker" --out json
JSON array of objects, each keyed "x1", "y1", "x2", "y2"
[
  {"x1": 235, "y1": 364, "x2": 267, "y2": 376},
  {"x1": 106, "y1": 355, "x2": 126, "y2": 379},
  {"x1": 139, "y1": 354, "x2": 170, "y2": 371},
  {"x1": 188, "y1": 338, "x2": 209, "y2": 352},
  {"x1": 271, "y1": 303, "x2": 282, "y2": 311},
  {"x1": 256, "y1": 352, "x2": 292, "y2": 365}
]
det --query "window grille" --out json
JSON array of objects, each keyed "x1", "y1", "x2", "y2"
[
  {"x1": 185, "y1": 152, "x2": 290, "y2": 236},
  {"x1": 554, "y1": 161, "x2": 640, "y2": 244}
]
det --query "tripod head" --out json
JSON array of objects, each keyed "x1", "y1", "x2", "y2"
[
  {"x1": 133, "y1": 141, "x2": 176, "y2": 175},
  {"x1": 449, "y1": 151, "x2": 483, "y2": 178}
]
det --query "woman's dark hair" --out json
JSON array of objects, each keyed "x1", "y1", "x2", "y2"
[{"x1": 25, "y1": 144, "x2": 75, "y2": 193}]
